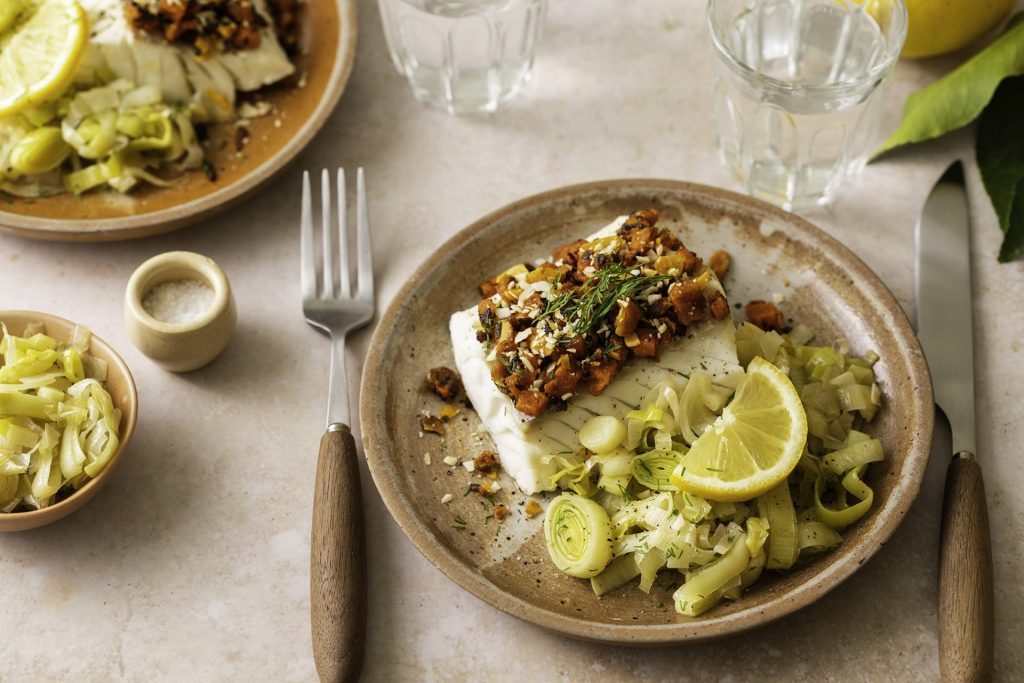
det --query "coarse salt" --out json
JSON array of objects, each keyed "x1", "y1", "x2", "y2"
[{"x1": 142, "y1": 279, "x2": 214, "y2": 324}]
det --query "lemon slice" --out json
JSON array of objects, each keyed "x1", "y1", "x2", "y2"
[
  {"x1": 0, "y1": 0, "x2": 87, "y2": 116},
  {"x1": 671, "y1": 356, "x2": 807, "y2": 502}
]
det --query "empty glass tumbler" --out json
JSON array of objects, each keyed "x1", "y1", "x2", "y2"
[
  {"x1": 378, "y1": 0, "x2": 547, "y2": 114},
  {"x1": 707, "y1": 0, "x2": 907, "y2": 210}
]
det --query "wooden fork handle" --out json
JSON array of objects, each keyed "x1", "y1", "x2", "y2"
[
  {"x1": 311, "y1": 426, "x2": 366, "y2": 683},
  {"x1": 938, "y1": 453, "x2": 994, "y2": 683}
]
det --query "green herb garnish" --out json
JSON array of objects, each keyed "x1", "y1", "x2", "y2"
[{"x1": 540, "y1": 264, "x2": 670, "y2": 335}]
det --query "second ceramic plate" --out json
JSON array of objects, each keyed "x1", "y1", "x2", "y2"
[
  {"x1": 0, "y1": 0, "x2": 357, "y2": 242},
  {"x1": 360, "y1": 179, "x2": 933, "y2": 644}
]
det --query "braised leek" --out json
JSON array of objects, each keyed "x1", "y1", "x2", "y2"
[
  {"x1": 540, "y1": 320, "x2": 887, "y2": 617},
  {"x1": 0, "y1": 324, "x2": 121, "y2": 512},
  {"x1": 544, "y1": 493, "x2": 613, "y2": 578}
]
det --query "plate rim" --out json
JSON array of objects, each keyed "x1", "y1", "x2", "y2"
[
  {"x1": 360, "y1": 178, "x2": 934, "y2": 644},
  {"x1": 0, "y1": 0, "x2": 359, "y2": 242}
]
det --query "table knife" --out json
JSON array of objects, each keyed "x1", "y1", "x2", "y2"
[{"x1": 915, "y1": 161, "x2": 994, "y2": 683}]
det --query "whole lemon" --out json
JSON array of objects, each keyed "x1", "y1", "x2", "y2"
[{"x1": 902, "y1": 0, "x2": 1016, "y2": 58}]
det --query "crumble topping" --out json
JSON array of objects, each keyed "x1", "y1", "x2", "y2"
[
  {"x1": 124, "y1": 0, "x2": 297, "y2": 57},
  {"x1": 473, "y1": 209, "x2": 730, "y2": 417}
]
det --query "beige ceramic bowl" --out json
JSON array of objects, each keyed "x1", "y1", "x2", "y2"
[
  {"x1": 360, "y1": 179, "x2": 934, "y2": 644},
  {"x1": 0, "y1": 311, "x2": 138, "y2": 532},
  {"x1": 125, "y1": 251, "x2": 237, "y2": 372}
]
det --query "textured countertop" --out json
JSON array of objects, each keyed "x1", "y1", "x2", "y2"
[{"x1": 2, "y1": 1, "x2": 1022, "y2": 680}]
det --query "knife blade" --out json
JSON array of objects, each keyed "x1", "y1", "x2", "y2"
[
  {"x1": 915, "y1": 162, "x2": 975, "y2": 453},
  {"x1": 915, "y1": 161, "x2": 993, "y2": 683}
]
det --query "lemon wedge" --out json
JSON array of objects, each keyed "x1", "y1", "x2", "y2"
[
  {"x1": 0, "y1": 0, "x2": 87, "y2": 117},
  {"x1": 671, "y1": 356, "x2": 807, "y2": 502}
]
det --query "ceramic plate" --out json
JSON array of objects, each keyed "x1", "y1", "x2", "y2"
[
  {"x1": 0, "y1": 0, "x2": 357, "y2": 242},
  {"x1": 360, "y1": 179, "x2": 933, "y2": 644}
]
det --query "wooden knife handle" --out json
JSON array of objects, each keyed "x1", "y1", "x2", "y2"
[
  {"x1": 311, "y1": 426, "x2": 366, "y2": 683},
  {"x1": 939, "y1": 453, "x2": 994, "y2": 683}
]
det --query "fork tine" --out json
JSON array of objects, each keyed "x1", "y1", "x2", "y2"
[
  {"x1": 356, "y1": 167, "x2": 373, "y2": 300},
  {"x1": 301, "y1": 171, "x2": 316, "y2": 300},
  {"x1": 321, "y1": 169, "x2": 334, "y2": 298},
  {"x1": 337, "y1": 168, "x2": 352, "y2": 298}
]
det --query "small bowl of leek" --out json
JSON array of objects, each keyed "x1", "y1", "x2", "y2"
[{"x1": 0, "y1": 311, "x2": 137, "y2": 531}]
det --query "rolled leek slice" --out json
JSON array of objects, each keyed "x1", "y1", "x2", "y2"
[
  {"x1": 578, "y1": 416, "x2": 627, "y2": 454},
  {"x1": 631, "y1": 450, "x2": 681, "y2": 491},
  {"x1": 759, "y1": 482, "x2": 798, "y2": 570},
  {"x1": 674, "y1": 531, "x2": 750, "y2": 616},
  {"x1": 544, "y1": 494, "x2": 614, "y2": 579}
]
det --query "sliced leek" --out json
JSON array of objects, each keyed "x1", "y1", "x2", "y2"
[
  {"x1": 542, "y1": 320, "x2": 886, "y2": 616},
  {"x1": 797, "y1": 520, "x2": 843, "y2": 556},
  {"x1": 0, "y1": 324, "x2": 121, "y2": 513},
  {"x1": 578, "y1": 416, "x2": 626, "y2": 454},
  {"x1": 1, "y1": 79, "x2": 206, "y2": 197},
  {"x1": 814, "y1": 464, "x2": 874, "y2": 529},
  {"x1": 591, "y1": 554, "x2": 640, "y2": 596},
  {"x1": 759, "y1": 482, "x2": 799, "y2": 570},
  {"x1": 631, "y1": 450, "x2": 680, "y2": 491},
  {"x1": 544, "y1": 494, "x2": 614, "y2": 578},
  {"x1": 674, "y1": 532, "x2": 750, "y2": 616}
]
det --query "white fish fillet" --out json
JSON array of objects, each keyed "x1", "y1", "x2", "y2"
[{"x1": 76, "y1": 0, "x2": 294, "y2": 121}]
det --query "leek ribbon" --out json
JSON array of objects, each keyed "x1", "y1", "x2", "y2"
[{"x1": 814, "y1": 464, "x2": 874, "y2": 529}]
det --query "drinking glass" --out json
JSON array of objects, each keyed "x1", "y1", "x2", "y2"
[
  {"x1": 377, "y1": 0, "x2": 548, "y2": 114},
  {"x1": 707, "y1": 0, "x2": 907, "y2": 211}
]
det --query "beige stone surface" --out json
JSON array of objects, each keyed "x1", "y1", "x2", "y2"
[{"x1": 2, "y1": 1, "x2": 1023, "y2": 680}]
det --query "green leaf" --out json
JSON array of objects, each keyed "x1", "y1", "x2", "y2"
[
  {"x1": 1003, "y1": 189, "x2": 1024, "y2": 262},
  {"x1": 976, "y1": 76, "x2": 1024, "y2": 261},
  {"x1": 873, "y1": 17, "x2": 1024, "y2": 159}
]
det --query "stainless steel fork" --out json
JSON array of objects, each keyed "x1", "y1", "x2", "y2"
[{"x1": 301, "y1": 167, "x2": 374, "y2": 683}]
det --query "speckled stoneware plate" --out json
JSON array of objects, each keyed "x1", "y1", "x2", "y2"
[
  {"x1": 0, "y1": 0, "x2": 357, "y2": 242},
  {"x1": 360, "y1": 179, "x2": 933, "y2": 644}
]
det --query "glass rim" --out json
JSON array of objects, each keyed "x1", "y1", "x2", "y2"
[{"x1": 705, "y1": 0, "x2": 908, "y2": 95}]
